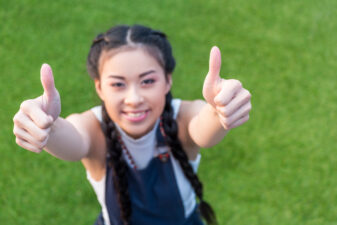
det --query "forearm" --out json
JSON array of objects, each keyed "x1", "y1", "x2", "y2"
[
  {"x1": 188, "y1": 103, "x2": 228, "y2": 148},
  {"x1": 44, "y1": 117, "x2": 89, "y2": 161}
]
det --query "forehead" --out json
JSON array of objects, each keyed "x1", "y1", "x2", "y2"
[{"x1": 99, "y1": 48, "x2": 164, "y2": 78}]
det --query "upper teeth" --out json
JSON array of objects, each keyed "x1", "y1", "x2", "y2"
[{"x1": 127, "y1": 112, "x2": 144, "y2": 118}]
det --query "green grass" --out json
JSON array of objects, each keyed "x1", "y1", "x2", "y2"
[{"x1": 1, "y1": 0, "x2": 337, "y2": 224}]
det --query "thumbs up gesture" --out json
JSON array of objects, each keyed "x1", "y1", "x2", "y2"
[
  {"x1": 203, "y1": 47, "x2": 251, "y2": 130},
  {"x1": 13, "y1": 64, "x2": 61, "y2": 153}
]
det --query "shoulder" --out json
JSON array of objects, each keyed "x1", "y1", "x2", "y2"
[
  {"x1": 176, "y1": 99, "x2": 206, "y2": 160},
  {"x1": 66, "y1": 108, "x2": 105, "y2": 155},
  {"x1": 178, "y1": 99, "x2": 206, "y2": 121},
  {"x1": 66, "y1": 108, "x2": 101, "y2": 138}
]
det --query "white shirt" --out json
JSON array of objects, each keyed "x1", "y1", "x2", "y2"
[{"x1": 87, "y1": 99, "x2": 201, "y2": 225}]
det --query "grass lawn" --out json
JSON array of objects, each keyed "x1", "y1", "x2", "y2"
[{"x1": 1, "y1": 0, "x2": 337, "y2": 224}]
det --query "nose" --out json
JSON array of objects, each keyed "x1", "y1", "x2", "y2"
[{"x1": 124, "y1": 86, "x2": 144, "y2": 106}]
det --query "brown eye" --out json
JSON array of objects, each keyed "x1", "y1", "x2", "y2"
[
  {"x1": 142, "y1": 79, "x2": 155, "y2": 85},
  {"x1": 111, "y1": 82, "x2": 125, "y2": 87}
]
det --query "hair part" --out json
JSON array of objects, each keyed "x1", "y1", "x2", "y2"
[{"x1": 87, "y1": 25, "x2": 174, "y2": 80}]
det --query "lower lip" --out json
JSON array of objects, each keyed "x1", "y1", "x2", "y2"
[{"x1": 122, "y1": 110, "x2": 149, "y2": 122}]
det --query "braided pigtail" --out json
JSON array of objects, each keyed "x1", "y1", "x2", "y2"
[
  {"x1": 161, "y1": 93, "x2": 217, "y2": 225},
  {"x1": 101, "y1": 104, "x2": 132, "y2": 225}
]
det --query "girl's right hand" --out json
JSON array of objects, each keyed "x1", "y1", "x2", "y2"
[{"x1": 13, "y1": 64, "x2": 61, "y2": 153}]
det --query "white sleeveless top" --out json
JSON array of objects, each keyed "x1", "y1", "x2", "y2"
[{"x1": 86, "y1": 99, "x2": 201, "y2": 225}]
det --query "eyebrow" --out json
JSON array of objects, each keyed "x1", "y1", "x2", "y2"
[{"x1": 108, "y1": 70, "x2": 156, "y2": 80}]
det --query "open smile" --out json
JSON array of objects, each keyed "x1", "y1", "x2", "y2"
[{"x1": 122, "y1": 110, "x2": 150, "y2": 122}]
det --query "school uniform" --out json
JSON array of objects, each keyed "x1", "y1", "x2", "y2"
[{"x1": 87, "y1": 99, "x2": 204, "y2": 225}]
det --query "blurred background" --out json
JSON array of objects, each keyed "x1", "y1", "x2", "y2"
[{"x1": 1, "y1": 0, "x2": 336, "y2": 224}]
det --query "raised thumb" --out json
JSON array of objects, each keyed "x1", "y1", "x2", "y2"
[
  {"x1": 207, "y1": 46, "x2": 222, "y2": 81},
  {"x1": 203, "y1": 46, "x2": 222, "y2": 105},
  {"x1": 40, "y1": 63, "x2": 61, "y2": 120},
  {"x1": 40, "y1": 63, "x2": 57, "y2": 103}
]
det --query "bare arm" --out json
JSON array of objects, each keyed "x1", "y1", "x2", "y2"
[
  {"x1": 13, "y1": 64, "x2": 93, "y2": 161},
  {"x1": 43, "y1": 114, "x2": 91, "y2": 161},
  {"x1": 188, "y1": 101, "x2": 229, "y2": 148}
]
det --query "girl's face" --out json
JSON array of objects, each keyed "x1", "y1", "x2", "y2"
[{"x1": 95, "y1": 48, "x2": 172, "y2": 139}]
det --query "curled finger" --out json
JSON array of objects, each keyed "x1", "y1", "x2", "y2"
[
  {"x1": 214, "y1": 79, "x2": 242, "y2": 106},
  {"x1": 228, "y1": 115, "x2": 250, "y2": 130},
  {"x1": 220, "y1": 89, "x2": 251, "y2": 117},
  {"x1": 226, "y1": 102, "x2": 252, "y2": 125},
  {"x1": 14, "y1": 112, "x2": 51, "y2": 142},
  {"x1": 15, "y1": 137, "x2": 43, "y2": 153},
  {"x1": 14, "y1": 126, "x2": 49, "y2": 149}
]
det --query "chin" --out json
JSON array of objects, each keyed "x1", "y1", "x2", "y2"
[
  {"x1": 121, "y1": 123, "x2": 152, "y2": 139},
  {"x1": 124, "y1": 129, "x2": 148, "y2": 139}
]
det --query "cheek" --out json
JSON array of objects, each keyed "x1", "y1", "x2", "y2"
[
  {"x1": 156, "y1": 85, "x2": 169, "y2": 104},
  {"x1": 105, "y1": 105, "x2": 122, "y2": 123},
  {"x1": 103, "y1": 95, "x2": 122, "y2": 116},
  {"x1": 152, "y1": 93, "x2": 167, "y2": 114}
]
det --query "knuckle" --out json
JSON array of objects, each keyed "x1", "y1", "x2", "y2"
[
  {"x1": 13, "y1": 112, "x2": 20, "y2": 124},
  {"x1": 37, "y1": 141, "x2": 46, "y2": 149},
  {"x1": 13, "y1": 126, "x2": 19, "y2": 136},
  {"x1": 20, "y1": 100, "x2": 30, "y2": 111},
  {"x1": 38, "y1": 132, "x2": 48, "y2": 142},
  {"x1": 34, "y1": 114, "x2": 51, "y2": 129},
  {"x1": 245, "y1": 90, "x2": 251, "y2": 99},
  {"x1": 41, "y1": 119, "x2": 52, "y2": 129},
  {"x1": 15, "y1": 137, "x2": 23, "y2": 146},
  {"x1": 245, "y1": 102, "x2": 252, "y2": 111},
  {"x1": 232, "y1": 79, "x2": 242, "y2": 88}
]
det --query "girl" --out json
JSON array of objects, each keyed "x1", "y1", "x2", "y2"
[{"x1": 13, "y1": 25, "x2": 251, "y2": 225}]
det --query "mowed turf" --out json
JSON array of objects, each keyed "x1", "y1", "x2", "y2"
[{"x1": 1, "y1": 0, "x2": 336, "y2": 224}]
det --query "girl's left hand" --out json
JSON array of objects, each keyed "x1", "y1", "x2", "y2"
[{"x1": 202, "y1": 46, "x2": 252, "y2": 130}]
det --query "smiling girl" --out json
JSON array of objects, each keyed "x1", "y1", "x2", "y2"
[{"x1": 13, "y1": 25, "x2": 251, "y2": 225}]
